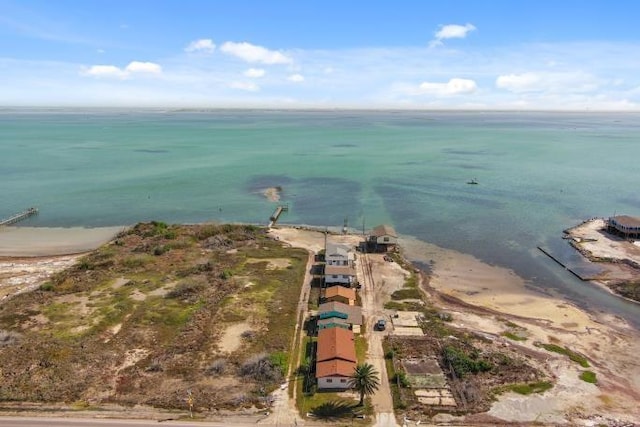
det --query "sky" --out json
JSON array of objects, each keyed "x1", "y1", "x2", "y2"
[{"x1": 1, "y1": 0, "x2": 640, "y2": 110}]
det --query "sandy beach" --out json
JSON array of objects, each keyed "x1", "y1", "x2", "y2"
[
  {"x1": 400, "y1": 235, "x2": 640, "y2": 423},
  {"x1": 0, "y1": 226, "x2": 123, "y2": 300},
  {"x1": 0, "y1": 226, "x2": 125, "y2": 257}
]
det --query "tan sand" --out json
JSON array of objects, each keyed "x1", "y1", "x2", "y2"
[
  {"x1": 0, "y1": 226, "x2": 124, "y2": 257},
  {"x1": 400, "y1": 235, "x2": 640, "y2": 423},
  {"x1": 261, "y1": 186, "x2": 281, "y2": 202}
]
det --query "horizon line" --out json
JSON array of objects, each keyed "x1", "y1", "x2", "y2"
[{"x1": 2, "y1": 105, "x2": 640, "y2": 114}]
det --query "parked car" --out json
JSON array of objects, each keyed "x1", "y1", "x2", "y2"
[{"x1": 375, "y1": 319, "x2": 386, "y2": 331}]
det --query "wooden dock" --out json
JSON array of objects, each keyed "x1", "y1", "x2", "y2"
[
  {"x1": 268, "y1": 204, "x2": 289, "y2": 227},
  {"x1": 0, "y1": 207, "x2": 39, "y2": 226}
]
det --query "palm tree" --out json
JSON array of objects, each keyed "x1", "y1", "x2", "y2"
[{"x1": 349, "y1": 363, "x2": 380, "y2": 406}]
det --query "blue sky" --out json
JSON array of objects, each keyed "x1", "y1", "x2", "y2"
[{"x1": 1, "y1": 0, "x2": 639, "y2": 109}]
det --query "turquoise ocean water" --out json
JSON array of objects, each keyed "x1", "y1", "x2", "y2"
[{"x1": 2, "y1": 109, "x2": 639, "y2": 325}]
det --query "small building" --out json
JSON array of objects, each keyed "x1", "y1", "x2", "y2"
[
  {"x1": 324, "y1": 264, "x2": 357, "y2": 287},
  {"x1": 368, "y1": 224, "x2": 398, "y2": 252},
  {"x1": 325, "y1": 242, "x2": 356, "y2": 267},
  {"x1": 322, "y1": 286, "x2": 357, "y2": 305},
  {"x1": 316, "y1": 359, "x2": 356, "y2": 390},
  {"x1": 316, "y1": 327, "x2": 357, "y2": 390},
  {"x1": 317, "y1": 311, "x2": 350, "y2": 331},
  {"x1": 318, "y1": 301, "x2": 363, "y2": 325},
  {"x1": 607, "y1": 215, "x2": 640, "y2": 240}
]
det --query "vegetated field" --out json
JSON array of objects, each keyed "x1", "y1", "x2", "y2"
[
  {"x1": 0, "y1": 222, "x2": 307, "y2": 411},
  {"x1": 384, "y1": 305, "x2": 549, "y2": 417}
]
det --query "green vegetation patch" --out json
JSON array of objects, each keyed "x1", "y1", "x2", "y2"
[
  {"x1": 580, "y1": 370, "x2": 597, "y2": 384},
  {"x1": 390, "y1": 288, "x2": 422, "y2": 300},
  {"x1": 442, "y1": 345, "x2": 492, "y2": 378},
  {"x1": 537, "y1": 343, "x2": 590, "y2": 367},
  {"x1": 0, "y1": 222, "x2": 307, "y2": 410},
  {"x1": 503, "y1": 381, "x2": 553, "y2": 395},
  {"x1": 501, "y1": 331, "x2": 527, "y2": 341}
]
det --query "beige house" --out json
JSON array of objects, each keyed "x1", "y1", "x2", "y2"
[{"x1": 368, "y1": 224, "x2": 398, "y2": 251}]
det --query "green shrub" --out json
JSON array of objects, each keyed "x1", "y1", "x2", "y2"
[
  {"x1": 580, "y1": 371, "x2": 597, "y2": 384},
  {"x1": 442, "y1": 345, "x2": 492, "y2": 378},
  {"x1": 537, "y1": 343, "x2": 590, "y2": 367},
  {"x1": 40, "y1": 283, "x2": 54, "y2": 291},
  {"x1": 501, "y1": 331, "x2": 527, "y2": 341},
  {"x1": 393, "y1": 371, "x2": 411, "y2": 388},
  {"x1": 508, "y1": 381, "x2": 553, "y2": 395}
]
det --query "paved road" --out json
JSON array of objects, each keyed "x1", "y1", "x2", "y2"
[{"x1": 0, "y1": 417, "x2": 248, "y2": 427}]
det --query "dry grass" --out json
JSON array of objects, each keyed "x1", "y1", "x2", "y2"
[{"x1": 0, "y1": 222, "x2": 306, "y2": 411}]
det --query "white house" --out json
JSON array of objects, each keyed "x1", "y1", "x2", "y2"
[
  {"x1": 316, "y1": 327, "x2": 357, "y2": 390},
  {"x1": 369, "y1": 224, "x2": 398, "y2": 251},
  {"x1": 325, "y1": 242, "x2": 356, "y2": 267},
  {"x1": 324, "y1": 264, "x2": 357, "y2": 286}
]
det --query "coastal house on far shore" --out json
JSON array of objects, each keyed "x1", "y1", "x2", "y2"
[
  {"x1": 607, "y1": 215, "x2": 640, "y2": 240},
  {"x1": 368, "y1": 224, "x2": 398, "y2": 252},
  {"x1": 316, "y1": 327, "x2": 357, "y2": 390},
  {"x1": 325, "y1": 242, "x2": 356, "y2": 267},
  {"x1": 321, "y1": 286, "x2": 357, "y2": 305}
]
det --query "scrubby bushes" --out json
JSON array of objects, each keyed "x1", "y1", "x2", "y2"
[
  {"x1": 240, "y1": 353, "x2": 283, "y2": 382},
  {"x1": 442, "y1": 345, "x2": 492, "y2": 378}
]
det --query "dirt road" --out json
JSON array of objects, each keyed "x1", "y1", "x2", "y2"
[{"x1": 359, "y1": 252, "x2": 400, "y2": 427}]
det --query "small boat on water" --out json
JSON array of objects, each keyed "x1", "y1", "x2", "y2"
[{"x1": 467, "y1": 178, "x2": 479, "y2": 185}]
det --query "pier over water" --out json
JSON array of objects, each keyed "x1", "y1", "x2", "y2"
[{"x1": 0, "y1": 207, "x2": 39, "y2": 226}]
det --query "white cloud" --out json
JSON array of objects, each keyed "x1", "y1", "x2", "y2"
[
  {"x1": 220, "y1": 41, "x2": 292, "y2": 64},
  {"x1": 430, "y1": 23, "x2": 476, "y2": 47},
  {"x1": 229, "y1": 81, "x2": 260, "y2": 91},
  {"x1": 288, "y1": 73, "x2": 304, "y2": 83},
  {"x1": 84, "y1": 65, "x2": 127, "y2": 78},
  {"x1": 125, "y1": 61, "x2": 162, "y2": 74},
  {"x1": 244, "y1": 68, "x2": 265, "y2": 78},
  {"x1": 496, "y1": 73, "x2": 542, "y2": 92},
  {"x1": 417, "y1": 78, "x2": 478, "y2": 96},
  {"x1": 495, "y1": 71, "x2": 598, "y2": 93},
  {"x1": 82, "y1": 61, "x2": 162, "y2": 79},
  {"x1": 185, "y1": 39, "x2": 215, "y2": 54}
]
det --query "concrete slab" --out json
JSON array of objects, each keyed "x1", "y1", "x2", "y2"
[
  {"x1": 391, "y1": 326, "x2": 423, "y2": 336},
  {"x1": 392, "y1": 311, "x2": 421, "y2": 327}
]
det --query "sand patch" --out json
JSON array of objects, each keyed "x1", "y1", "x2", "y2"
[
  {"x1": 111, "y1": 277, "x2": 130, "y2": 289},
  {"x1": 117, "y1": 348, "x2": 150, "y2": 372},
  {"x1": 130, "y1": 290, "x2": 146, "y2": 301},
  {"x1": 148, "y1": 282, "x2": 177, "y2": 297},
  {"x1": 0, "y1": 226, "x2": 123, "y2": 257},
  {"x1": 246, "y1": 257, "x2": 291, "y2": 270},
  {"x1": 219, "y1": 321, "x2": 253, "y2": 353},
  {"x1": 0, "y1": 255, "x2": 81, "y2": 301},
  {"x1": 261, "y1": 186, "x2": 282, "y2": 202}
]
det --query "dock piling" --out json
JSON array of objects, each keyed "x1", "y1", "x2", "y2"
[{"x1": 0, "y1": 207, "x2": 39, "y2": 226}]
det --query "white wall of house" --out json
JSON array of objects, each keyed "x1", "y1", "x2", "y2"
[
  {"x1": 317, "y1": 376, "x2": 351, "y2": 390},
  {"x1": 325, "y1": 274, "x2": 354, "y2": 285},
  {"x1": 326, "y1": 243, "x2": 355, "y2": 266},
  {"x1": 376, "y1": 235, "x2": 398, "y2": 245}
]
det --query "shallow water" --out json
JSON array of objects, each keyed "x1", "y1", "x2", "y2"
[{"x1": 2, "y1": 109, "x2": 639, "y2": 325}]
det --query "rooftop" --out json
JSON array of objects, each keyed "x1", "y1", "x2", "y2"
[
  {"x1": 323, "y1": 286, "x2": 356, "y2": 301},
  {"x1": 325, "y1": 265, "x2": 357, "y2": 276},
  {"x1": 316, "y1": 359, "x2": 356, "y2": 378},
  {"x1": 610, "y1": 215, "x2": 640, "y2": 228},
  {"x1": 316, "y1": 327, "x2": 356, "y2": 363},
  {"x1": 371, "y1": 224, "x2": 398, "y2": 238}
]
